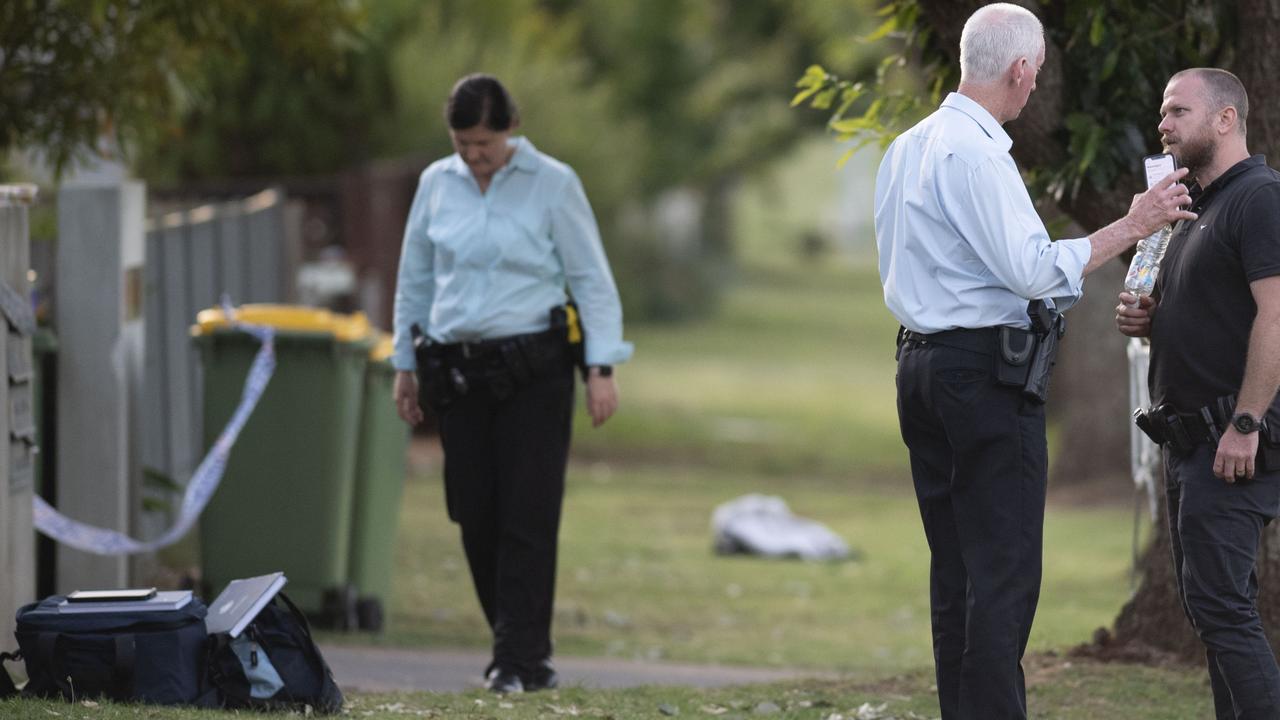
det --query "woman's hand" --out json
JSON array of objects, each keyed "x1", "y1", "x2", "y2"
[
  {"x1": 585, "y1": 369, "x2": 619, "y2": 427},
  {"x1": 393, "y1": 370, "x2": 424, "y2": 426}
]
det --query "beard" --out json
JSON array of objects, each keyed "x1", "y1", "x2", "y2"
[{"x1": 1166, "y1": 131, "x2": 1216, "y2": 181}]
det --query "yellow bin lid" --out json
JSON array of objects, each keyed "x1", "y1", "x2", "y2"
[
  {"x1": 192, "y1": 304, "x2": 371, "y2": 343},
  {"x1": 369, "y1": 332, "x2": 394, "y2": 362}
]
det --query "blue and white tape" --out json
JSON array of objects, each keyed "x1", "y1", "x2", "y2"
[{"x1": 33, "y1": 313, "x2": 276, "y2": 555}]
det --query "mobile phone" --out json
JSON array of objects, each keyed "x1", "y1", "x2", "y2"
[
  {"x1": 66, "y1": 587, "x2": 158, "y2": 603},
  {"x1": 1143, "y1": 153, "x2": 1178, "y2": 190}
]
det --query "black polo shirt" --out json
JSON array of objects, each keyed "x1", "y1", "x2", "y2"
[{"x1": 1149, "y1": 154, "x2": 1280, "y2": 424}]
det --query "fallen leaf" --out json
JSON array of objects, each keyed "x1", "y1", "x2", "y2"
[{"x1": 700, "y1": 704, "x2": 729, "y2": 715}]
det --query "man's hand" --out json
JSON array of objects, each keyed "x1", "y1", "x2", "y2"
[
  {"x1": 1084, "y1": 169, "x2": 1197, "y2": 275},
  {"x1": 1116, "y1": 292, "x2": 1158, "y2": 337},
  {"x1": 585, "y1": 369, "x2": 619, "y2": 428},
  {"x1": 393, "y1": 370, "x2": 424, "y2": 426},
  {"x1": 1214, "y1": 427, "x2": 1259, "y2": 483},
  {"x1": 1124, "y1": 167, "x2": 1197, "y2": 237}
]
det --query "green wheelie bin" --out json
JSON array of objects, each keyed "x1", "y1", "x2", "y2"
[
  {"x1": 347, "y1": 334, "x2": 409, "y2": 632},
  {"x1": 194, "y1": 305, "x2": 371, "y2": 625}
]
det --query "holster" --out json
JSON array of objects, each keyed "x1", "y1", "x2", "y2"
[
  {"x1": 993, "y1": 300, "x2": 1064, "y2": 404},
  {"x1": 1133, "y1": 404, "x2": 1196, "y2": 455},
  {"x1": 1134, "y1": 396, "x2": 1280, "y2": 471},
  {"x1": 410, "y1": 323, "x2": 465, "y2": 412}
]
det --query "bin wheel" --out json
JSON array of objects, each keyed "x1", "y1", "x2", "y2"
[
  {"x1": 356, "y1": 597, "x2": 384, "y2": 632},
  {"x1": 320, "y1": 585, "x2": 359, "y2": 630}
]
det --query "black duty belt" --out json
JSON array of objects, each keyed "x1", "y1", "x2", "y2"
[
  {"x1": 898, "y1": 326, "x2": 999, "y2": 355},
  {"x1": 426, "y1": 328, "x2": 562, "y2": 362}
]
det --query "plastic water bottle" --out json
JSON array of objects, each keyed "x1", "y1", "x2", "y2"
[{"x1": 1123, "y1": 224, "x2": 1173, "y2": 300}]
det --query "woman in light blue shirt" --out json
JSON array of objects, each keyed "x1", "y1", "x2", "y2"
[{"x1": 391, "y1": 74, "x2": 632, "y2": 695}]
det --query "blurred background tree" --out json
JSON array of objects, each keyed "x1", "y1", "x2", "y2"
[
  {"x1": 0, "y1": 0, "x2": 363, "y2": 176},
  {"x1": 130, "y1": 0, "x2": 885, "y2": 319},
  {"x1": 797, "y1": 0, "x2": 1280, "y2": 662}
]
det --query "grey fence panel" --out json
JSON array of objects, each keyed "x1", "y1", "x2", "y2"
[
  {"x1": 142, "y1": 190, "x2": 287, "y2": 493},
  {"x1": 160, "y1": 218, "x2": 197, "y2": 480},
  {"x1": 245, "y1": 190, "x2": 284, "y2": 303},
  {"x1": 142, "y1": 228, "x2": 169, "y2": 482},
  {"x1": 217, "y1": 209, "x2": 248, "y2": 304}
]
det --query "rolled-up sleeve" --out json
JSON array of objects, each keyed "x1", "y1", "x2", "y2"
[
  {"x1": 391, "y1": 173, "x2": 437, "y2": 371},
  {"x1": 549, "y1": 170, "x2": 634, "y2": 366},
  {"x1": 953, "y1": 156, "x2": 1091, "y2": 311}
]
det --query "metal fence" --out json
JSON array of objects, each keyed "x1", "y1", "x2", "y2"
[{"x1": 141, "y1": 189, "x2": 287, "y2": 507}]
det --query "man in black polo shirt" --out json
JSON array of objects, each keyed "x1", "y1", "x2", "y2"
[{"x1": 1117, "y1": 68, "x2": 1280, "y2": 718}]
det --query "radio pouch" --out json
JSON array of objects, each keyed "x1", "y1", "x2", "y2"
[{"x1": 995, "y1": 326, "x2": 1036, "y2": 387}]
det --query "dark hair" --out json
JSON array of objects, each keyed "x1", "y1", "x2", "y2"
[
  {"x1": 445, "y1": 74, "x2": 519, "y2": 131},
  {"x1": 1172, "y1": 67, "x2": 1249, "y2": 135}
]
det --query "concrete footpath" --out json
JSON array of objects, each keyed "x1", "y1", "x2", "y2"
[{"x1": 320, "y1": 644, "x2": 826, "y2": 693}]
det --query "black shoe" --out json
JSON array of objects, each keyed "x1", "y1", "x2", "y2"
[
  {"x1": 524, "y1": 660, "x2": 559, "y2": 692},
  {"x1": 484, "y1": 667, "x2": 524, "y2": 694}
]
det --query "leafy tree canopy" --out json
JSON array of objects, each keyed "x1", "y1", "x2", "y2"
[
  {"x1": 796, "y1": 0, "x2": 1234, "y2": 223},
  {"x1": 1, "y1": 0, "x2": 364, "y2": 177}
]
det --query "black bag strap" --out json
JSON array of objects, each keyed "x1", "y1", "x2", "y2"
[
  {"x1": 35, "y1": 632, "x2": 74, "y2": 699},
  {"x1": 274, "y1": 592, "x2": 344, "y2": 714},
  {"x1": 112, "y1": 635, "x2": 135, "y2": 699},
  {"x1": 33, "y1": 631, "x2": 136, "y2": 701},
  {"x1": 205, "y1": 633, "x2": 253, "y2": 708},
  {"x1": 0, "y1": 650, "x2": 20, "y2": 698}
]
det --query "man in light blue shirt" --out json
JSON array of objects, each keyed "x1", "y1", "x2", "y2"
[{"x1": 873, "y1": 4, "x2": 1195, "y2": 719}]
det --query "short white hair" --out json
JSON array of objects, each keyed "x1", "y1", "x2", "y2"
[{"x1": 959, "y1": 3, "x2": 1044, "y2": 85}]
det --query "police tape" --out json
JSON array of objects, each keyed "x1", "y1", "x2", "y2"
[{"x1": 33, "y1": 318, "x2": 276, "y2": 555}]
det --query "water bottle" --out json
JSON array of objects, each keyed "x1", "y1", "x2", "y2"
[
  {"x1": 1123, "y1": 224, "x2": 1173, "y2": 301},
  {"x1": 1123, "y1": 152, "x2": 1179, "y2": 305}
]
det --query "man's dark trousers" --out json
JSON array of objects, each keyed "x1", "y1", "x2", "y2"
[
  {"x1": 896, "y1": 335, "x2": 1047, "y2": 720},
  {"x1": 437, "y1": 361, "x2": 575, "y2": 681},
  {"x1": 1165, "y1": 444, "x2": 1280, "y2": 719}
]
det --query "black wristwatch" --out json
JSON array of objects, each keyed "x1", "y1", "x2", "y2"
[
  {"x1": 590, "y1": 365, "x2": 613, "y2": 377},
  {"x1": 1232, "y1": 412, "x2": 1261, "y2": 434}
]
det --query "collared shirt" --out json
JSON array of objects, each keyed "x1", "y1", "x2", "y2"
[
  {"x1": 1149, "y1": 154, "x2": 1280, "y2": 421},
  {"x1": 392, "y1": 136, "x2": 633, "y2": 371},
  {"x1": 873, "y1": 92, "x2": 1092, "y2": 333}
]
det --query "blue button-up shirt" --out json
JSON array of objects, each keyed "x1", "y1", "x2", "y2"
[
  {"x1": 874, "y1": 92, "x2": 1092, "y2": 333},
  {"x1": 392, "y1": 137, "x2": 633, "y2": 371}
]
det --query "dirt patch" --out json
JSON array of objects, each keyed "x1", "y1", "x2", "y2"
[{"x1": 1068, "y1": 627, "x2": 1197, "y2": 668}]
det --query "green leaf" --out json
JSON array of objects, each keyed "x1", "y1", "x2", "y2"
[
  {"x1": 835, "y1": 85, "x2": 865, "y2": 116},
  {"x1": 1100, "y1": 47, "x2": 1120, "y2": 81},
  {"x1": 863, "y1": 15, "x2": 898, "y2": 42},
  {"x1": 791, "y1": 86, "x2": 822, "y2": 107},
  {"x1": 1089, "y1": 10, "x2": 1106, "y2": 46},
  {"x1": 812, "y1": 87, "x2": 838, "y2": 110},
  {"x1": 1079, "y1": 125, "x2": 1102, "y2": 173}
]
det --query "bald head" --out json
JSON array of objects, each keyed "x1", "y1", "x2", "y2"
[
  {"x1": 1170, "y1": 68, "x2": 1249, "y2": 136},
  {"x1": 959, "y1": 3, "x2": 1044, "y2": 85}
]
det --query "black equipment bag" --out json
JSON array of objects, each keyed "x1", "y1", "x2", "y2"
[
  {"x1": 205, "y1": 592, "x2": 344, "y2": 714},
  {"x1": 13, "y1": 595, "x2": 215, "y2": 706}
]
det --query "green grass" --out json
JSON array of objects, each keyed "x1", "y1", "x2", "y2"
[
  {"x1": 0, "y1": 659, "x2": 1213, "y2": 719},
  {"x1": 573, "y1": 254, "x2": 906, "y2": 478},
  {"x1": 378, "y1": 458, "x2": 1139, "y2": 674}
]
